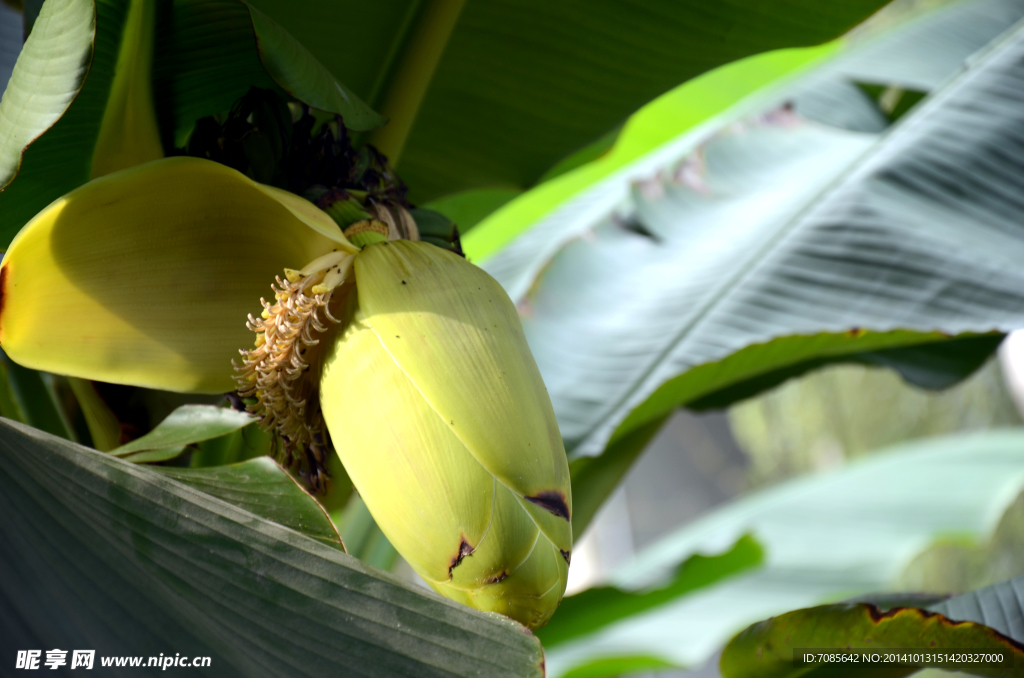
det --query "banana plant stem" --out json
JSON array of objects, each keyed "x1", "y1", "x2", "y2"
[{"x1": 367, "y1": 0, "x2": 466, "y2": 167}]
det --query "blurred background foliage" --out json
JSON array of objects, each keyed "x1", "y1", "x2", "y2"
[{"x1": 731, "y1": 358, "x2": 1022, "y2": 489}]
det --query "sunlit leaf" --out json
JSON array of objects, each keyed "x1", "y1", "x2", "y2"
[
  {"x1": 477, "y1": 0, "x2": 1024, "y2": 469},
  {"x1": 111, "y1": 404, "x2": 255, "y2": 457},
  {"x1": 545, "y1": 430, "x2": 1024, "y2": 677}
]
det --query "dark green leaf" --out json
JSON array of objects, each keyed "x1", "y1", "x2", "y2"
[
  {"x1": 538, "y1": 535, "x2": 763, "y2": 648},
  {"x1": 719, "y1": 602, "x2": 1024, "y2": 678},
  {"x1": 423, "y1": 188, "x2": 522, "y2": 235},
  {"x1": 111, "y1": 404, "x2": 255, "y2": 456},
  {"x1": 241, "y1": 0, "x2": 413, "y2": 105},
  {"x1": 155, "y1": 0, "x2": 382, "y2": 150},
  {"x1": 0, "y1": 417, "x2": 545, "y2": 677},
  {"x1": 243, "y1": 2, "x2": 384, "y2": 131},
  {"x1": 155, "y1": 457, "x2": 342, "y2": 549},
  {"x1": 22, "y1": 0, "x2": 41, "y2": 36},
  {"x1": 0, "y1": 349, "x2": 73, "y2": 440},
  {"x1": 120, "y1": 445, "x2": 187, "y2": 464},
  {"x1": 394, "y1": 0, "x2": 892, "y2": 202},
  {"x1": 154, "y1": 0, "x2": 275, "y2": 148},
  {"x1": 687, "y1": 334, "x2": 1005, "y2": 410},
  {"x1": 463, "y1": 42, "x2": 841, "y2": 262},
  {"x1": 0, "y1": 358, "x2": 24, "y2": 423},
  {"x1": 241, "y1": 0, "x2": 896, "y2": 201},
  {"x1": 537, "y1": 125, "x2": 624, "y2": 185}
]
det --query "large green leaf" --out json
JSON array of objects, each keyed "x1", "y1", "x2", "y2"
[
  {"x1": 459, "y1": 42, "x2": 839, "y2": 259},
  {"x1": 720, "y1": 602, "x2": 1024, "y2": 678},
  {"x1": 475, "y1": 0, "x2": 1024, "y2": 474},
  {"x1": 465, "y1": 0, "x2": 1024, "y2": 260},
  {"x1": 544, "y1": 430, "x2": 1024, "y2": 677},
  {"x1": 0, "y1": 417, "x2": 545, "y2": 677},
  {"x1": 244, "y1": 0, "x2": 894, "y2": 202},
  {"x1": 393, "y1": 0, "x2": 895, "y2": 202},
  {"x1": 719, "y1": 574, "x2": 1024, "y2": 678},
  {"x1": 154, "y1": 457, "x2": 344, "y2": 550},
  {"x1": 110, "y1": 404, "x2": 256, "y2": 460},
  {"x1": 933, "y1": 576, "x2": 1024, "y2": 643}
]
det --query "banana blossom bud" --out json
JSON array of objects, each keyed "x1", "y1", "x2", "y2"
[
  {"x1": 323, "y1": 240, "x2": 571, "y2": 628},
  {"x1": 0, "y1": 157, "x2": 571, "y2": 628}
]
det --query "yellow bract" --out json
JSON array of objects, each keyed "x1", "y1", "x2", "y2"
[
  {"x1": 355, "y1": 241, "x2": 572, "y2": 552},
  {"x1": 322, "y1": 241, "x2": 572, "y2": 628},
  {"x1": 0, "y1": 157, "x2": 352, "y2": 392},
  {"x1": 322, "y1": 311, "x2": 497, "y2": 583}
]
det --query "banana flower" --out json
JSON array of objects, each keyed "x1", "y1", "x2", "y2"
[{"x1": 0, "y1": 157, "x2": 571, "y2": 629}]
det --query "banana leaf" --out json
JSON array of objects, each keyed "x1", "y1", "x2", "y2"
[
  {"x1": 0, "y1": 0, "x2": 897, "y2": 248},
  {"x1": 110, "y1": 404, "x2": 255, "y2": 461},
  {"x1": 245, "y1": 0, "x2": 896, "y2": 202},
  {"x1": 0, "y1": 0, "x2": 382, "y2": 246},
  {"x1": 542, "y1": 429, "x2": 1024, "y2": 677},
  {"x1": 720, "y1": 599, "x2": 1024, "y2": 678},
  {"x1": 0, "y1": 417, "x2": 545, "y2": 677},
  {"x1": 469, "y1": 0, "x2": 1024, "y2": 481},
  {"x1": 719, "y1": 574, "x2": 1024, "y2": 678}
]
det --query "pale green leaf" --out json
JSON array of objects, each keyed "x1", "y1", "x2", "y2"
[
  {"x1": 155, "y1": 457, "x2": 343, "y2": 549},
  {"x1": 111, "y1": 404, "x2": 255, "y2": 456},
  {"x1": 546, "y1": 431, "x2": 1024, "y2": 676},
  {"x1": 478, "y1": 0, "x2": 1024, "y2": 466}
]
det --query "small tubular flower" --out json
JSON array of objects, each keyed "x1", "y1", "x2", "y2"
[
  {"x1": 0, "y1": 157, "x2": 353, "y2": 392},
  {"x1": 0, "y1": 157, "x2": 571, "y2": 628}
]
